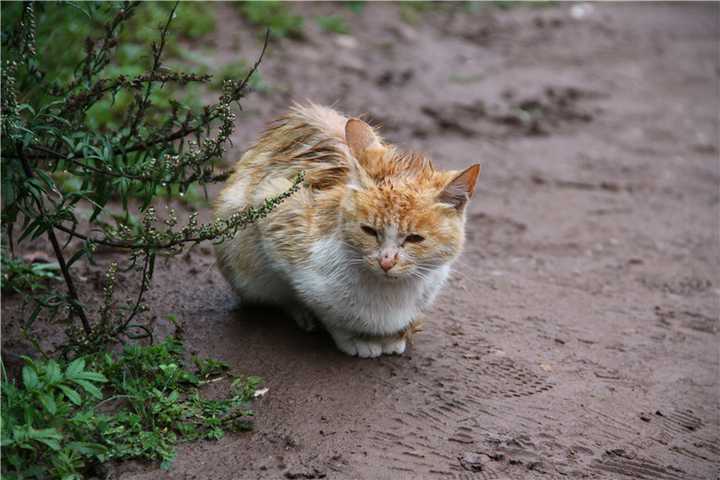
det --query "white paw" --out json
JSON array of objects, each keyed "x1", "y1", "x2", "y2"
[
  {"x1": 354, "y1": 338, "x2": 383, "y2": 358},
  {"x1": 290, "y1": 307, "x2": 319, "y2": 332},
  {"x1": 330, "y1": 331, "x2": 383, "y2": 358},
  {"x1": 381, "y1": 337, "x2": 407, "y2": 355}
]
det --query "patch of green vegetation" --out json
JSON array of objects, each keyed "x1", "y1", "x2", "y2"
[
  {"x1": 346, "y1": 1, "x2": 366, "y2": 14},
  {"x1": 1, "y1": 338, "x2": 261, "y2": 478},
  {"x1": 1, "y1": 252, "x2": 59, "y2": 294},
  {"x1": 193, "y1": 356, "x2": 230, "y2": 381},
  {"x1": 0, "y1": 2, "x2": 216, "y2": 131},
  {"x1": 238, "y1": 1, "x2": 304, "y2": 39},
  {"x1": 316, "y1": 15, "x2": 350, "y2": 35},
  {"x1": 399, "y1": 1, "x2": 437, "y2": 24}
]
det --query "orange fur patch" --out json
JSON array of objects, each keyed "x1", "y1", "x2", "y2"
[{"x1": 217, "y1": 102, "x2": 479, "y2": 275}]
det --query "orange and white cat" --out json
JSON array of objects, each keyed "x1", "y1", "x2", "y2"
[{"x1": 214, "y1": 104, "x2": 480, "y2": 358}]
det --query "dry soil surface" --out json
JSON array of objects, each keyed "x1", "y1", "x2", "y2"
[{"x1": 5, "y1": 3, "x2": 720, "y2": 480}]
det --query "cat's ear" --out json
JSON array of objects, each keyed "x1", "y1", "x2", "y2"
[
  {"x1": 346, "y1": 156, "x2": 376, "y2": 190},
  {"x1": 346, "y1": 118, "x2": 385, "y2": 168},
  {"x1": 438, "y1": 164, "x2": 481, "y2": 211}
]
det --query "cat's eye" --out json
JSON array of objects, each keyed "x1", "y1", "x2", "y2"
[
  {"x1": 361, "y1": 225, "x2": 378, "y2": 237},
  {"x1": 404, "y1": 234, "x2": 425, "y2": 244}
]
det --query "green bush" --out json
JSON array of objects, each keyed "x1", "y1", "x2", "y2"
[
  {"x1": 1, "y1": 2, "x2": 216, "y2": 131},
  {"x1": 1, "y1": 4, "x2": 298, "y2": 476},
  {"x1": 1, "y1": 1, "x2": 302, "y2": 350}
]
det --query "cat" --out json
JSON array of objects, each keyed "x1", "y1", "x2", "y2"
[{"x1": 214, "y1": 103, "x2": 480, "y2": 358}]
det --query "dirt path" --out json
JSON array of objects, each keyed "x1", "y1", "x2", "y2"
[{"x1": 8, "y1": 3, "x2": 718, "y2": 479}]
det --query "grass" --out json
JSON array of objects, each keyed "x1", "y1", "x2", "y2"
[
  {"x1": 237, "y1": 1, "x2": 304, "y2": 39},
  {"x1": 399, "y1": 1, "x2": 437, "y2": 25},
  {"x1": 316, "y1": 15, "x2": 350, "y2": 35},
  {"x1": 1, "y1": 337, "x2": 261, "y2": 479}
]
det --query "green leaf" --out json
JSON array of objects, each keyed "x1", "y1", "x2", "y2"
[
  {"x1": 25, "y1": 427, "x2": 63, "y2": 451},
  {"x1": 22, "y1": 366, "x2": 39, "y2": 389},
  {"x1": 45, "y1": 360, "x2": 63, "y2": 384},
  {"x1": 67, "y1": 441, "x2": 107, "y2": 456},
  {"x1": 38, "y1": 437, "x2": 61, "y2": 451},
  {"x1": 57, "y1": 385, "x2": 82, "y2": 405},
  {"x1": 65, "y1": 358, "x2": 85, "y2": 378},
  {"x1": 38, "y1": 392, "x2": 57, "y2": 415},
  {"x1": 73, "y1": 371, "x2": 108, "y2": 383},
  {"x1": 71, "y1": 378, "x2": 102, "y2": 399}
]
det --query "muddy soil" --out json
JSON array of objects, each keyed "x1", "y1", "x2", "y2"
[{"x1": 3, "y1": 3, "x2": 718, "y2": 479}]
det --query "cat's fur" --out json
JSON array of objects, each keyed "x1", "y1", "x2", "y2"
[{"x1": 214, "y1": 104, "x2": 480, "y2": 357}]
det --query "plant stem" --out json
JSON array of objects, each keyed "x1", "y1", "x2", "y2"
[
  {"x1": 123, "y1": 1, "x2": 179, "y2": 145},
  {"x1": 16, "y1": 145, "x2": 92, "y2": 335}
]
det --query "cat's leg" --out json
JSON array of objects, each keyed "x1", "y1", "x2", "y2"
[
  {"x1": 286, "y1": 303, "x2": 319, "y2": 332},
  {"x1": 327, "y1": 328, "x2": 383, "y2": 358}
]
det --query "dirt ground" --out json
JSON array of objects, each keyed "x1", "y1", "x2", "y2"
[{"x1": 4, "y1": 2, "x2": 719, "y2": 479}]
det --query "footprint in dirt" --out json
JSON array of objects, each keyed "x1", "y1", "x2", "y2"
[{"x1": 359, "y1": 333, "x2": 554, "y2": 478}]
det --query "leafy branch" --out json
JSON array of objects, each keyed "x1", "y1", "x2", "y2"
[{"x1": 1, "y1": 2, "x2": 290, "y2": 350}]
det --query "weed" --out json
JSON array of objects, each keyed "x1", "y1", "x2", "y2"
[
  {"x1": 1, "y1": 252, "x2": 59, "y2": 294},
  {"x1": 0, "y1": 2, "x2": 216, "y2": 131},
  {"x1": 2, "y1": 2, "x2": 302, "y2": 349},
  {"x1": 1, "y1": 337, "x2": 261, "y2": 478},
  {"x1": 399, "y1": 1, "x2": 436, "y2": 25},
  {"x1": 316, "y1": 15, "x2": 350, "y2": 35},
  {"x1": 346, "y1": 1, "x2": 366, "y2": 14},
  {"x1": 238, "y1": 1, "x2": 304, "y2": 39}
]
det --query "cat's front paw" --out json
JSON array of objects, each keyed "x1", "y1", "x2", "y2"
[
  {"x1": 329, "y1": 330, "x2": 383, "y2": 358},
  {"x1": 381, "y1": 337, "x2": 406, "y2": 355},
  {"x1": 329, "y1": 330, "x2": 407, "y2": 358},
  {"x1": 341, "y1": 337, "x2": 384, "y2": 358}
]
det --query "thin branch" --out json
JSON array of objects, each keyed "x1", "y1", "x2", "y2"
[
  {"x1": 123, "y1": 1, "x2": 179, "y2": 145},
  {"x1": 25, "y1": 29, "x2": 270, "y2": 163},
  {"x1": 17, "y1": 145, "x2": 92, "y2": 335},
  {"x1": 234, "y1": 29, "x2": 270, "y2": 97},
  {"x1": 118, "y1": 252, "x2": 151, "y2": 333},
  {"x1": 50, "y1": 172, "x2": 303, "y2": 251}
]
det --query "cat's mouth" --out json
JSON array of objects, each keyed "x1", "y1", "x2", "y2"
[
  {"x1": 358, "y1": 258, "x2": 413, "y2": 280},
  {"x1": 379, "y1": 269, "x2": 415, "y2": 281}
]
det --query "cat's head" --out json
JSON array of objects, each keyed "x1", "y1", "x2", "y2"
[{"x1": 340, "y1": 118, "x2": 480, "y2": 280}]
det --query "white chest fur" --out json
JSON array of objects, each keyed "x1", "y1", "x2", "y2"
[{"x1": 288, "y1": 236, "x2": 450, "y2": 336}]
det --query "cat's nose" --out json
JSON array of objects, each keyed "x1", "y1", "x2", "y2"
[{"x1": 379, "y1": 252, "x2": 398, "y2": 272}]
